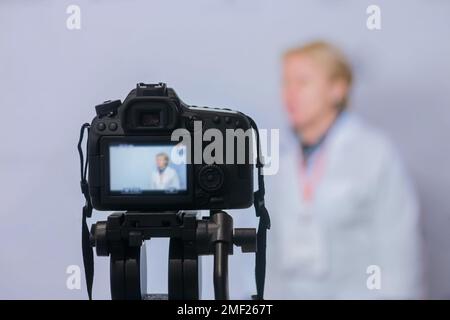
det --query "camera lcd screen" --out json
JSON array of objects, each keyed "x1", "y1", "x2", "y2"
[{"x1": 109, "y1": 143, "x2": 188, "y2": 195}]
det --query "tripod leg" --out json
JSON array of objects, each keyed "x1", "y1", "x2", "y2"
[
  {"x1": 168, "y1": 237, "x2": 200, "y2": 300},
  {"x1": 110, "y1": 243, "x2": 145, "y2": 300},
  {"x1": 168, "y1": 238, "x2": 183, "y2": 299},
  {"x1": 214, "y1": 242, "x2": 229, "y2": 300},
  {"x1": 110, "y1": 252, "x2": 126, "y2": 300},
  {"x1": 182, "y1": 240, "x2": 199, "y2": 300},
  {"x1": 124, "y1": 245, "x2": 143, "y2": 300}
]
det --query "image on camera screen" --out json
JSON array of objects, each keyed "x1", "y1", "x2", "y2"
[{"x1": 109, "y1": 143, "x2": 187, "y2": 194}]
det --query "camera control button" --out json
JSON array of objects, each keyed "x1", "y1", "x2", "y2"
[
  {"x1": 224, "y1": 116, "x2": 231, "y2": 124},
  {"x1": 109, "y1": 122, "x2": 118, "y2": 131},
  {"x1": 186, "y1": 116, "x2": 202, "y2": 131},
  {"x1": 213, "y1": 115, "x2": 220, "y2": 123},
  {"x1": 198, "y1": 165, "x2": 224, "y2": 191},
  {"x1": 97, "y1": 122, "x2": 106, "y2": 131}
]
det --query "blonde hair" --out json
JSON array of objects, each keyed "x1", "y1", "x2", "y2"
[
  {"x1": 283, "y1": 41, "x2": 353, "y2": 110},
  {"x1": 156, "y1": 152, "x2": 169, "y2": 163}
]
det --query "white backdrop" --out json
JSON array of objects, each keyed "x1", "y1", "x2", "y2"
[{"x1": 1, "y1": 0, "x2": 450, "y2": 299}]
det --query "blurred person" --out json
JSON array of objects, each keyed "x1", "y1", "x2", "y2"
[
  {"x1": 265, "y1": 41, "x2": 424, "y2": 299},
  {"x1": 151, "y1": 152, "x2": 180, "y2": 190}
]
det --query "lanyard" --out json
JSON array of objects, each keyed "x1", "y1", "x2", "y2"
[
  {"x1": 296, "y1": 111, "x2": 348, "y2": 203},
  {"x1": 298, "y1": 146, "x2": 327, "y2": 203}
]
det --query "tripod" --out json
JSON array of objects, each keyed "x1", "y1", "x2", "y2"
[{"x1": 89, "y1": 210, "x2": 257, "y2": 300}]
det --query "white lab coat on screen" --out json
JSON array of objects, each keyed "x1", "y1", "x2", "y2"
[
  {"x1": 151, "y1": 166, "x2": 180, "y2": 190},
  {"x1": 265, "y1": 113, "x2": 424, "y2": 299}
]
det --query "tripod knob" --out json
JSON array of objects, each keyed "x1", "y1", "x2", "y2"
[
  {"x1": 233, "y1": 228, "x2": 257, "y2": 253},
  {"x1": 90, "y1": 221, "x2": 109, "y2": 256}
]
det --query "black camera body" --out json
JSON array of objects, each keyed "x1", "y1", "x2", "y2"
[{"x1": 87, "y1": 83, "x2": 254, "y2": 211}]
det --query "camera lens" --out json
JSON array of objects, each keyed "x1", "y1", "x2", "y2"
[{"x1": 140, "y1": 111, "x2": 161, "y2": 127}]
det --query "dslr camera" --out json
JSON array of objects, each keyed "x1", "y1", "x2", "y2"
[
  {"x1": 79, "y1": 83, "x2": 269, "y2": 300},
  {"x1": 87, "y1": 82, "x2": 254, "y2": 211}
]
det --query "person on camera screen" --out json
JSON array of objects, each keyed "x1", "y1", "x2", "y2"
[{"x1": 150, "y1": 152, "x2": 181, "y2": 191}]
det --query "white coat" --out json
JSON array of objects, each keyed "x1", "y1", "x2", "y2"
[
  {"x1": 151, "y1": 166, "x2": 180, "y2": 190},
  {"x1": 265, "y1": 113, "x2": 424, "y2": 299}
]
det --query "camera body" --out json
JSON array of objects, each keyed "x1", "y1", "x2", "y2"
[{"x1": 87, "y1": 83, "x2": 254, "y2": 211}]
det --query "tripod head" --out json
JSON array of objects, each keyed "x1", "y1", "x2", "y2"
[{"x1": 90, "y1": 210, "x2": 256, "y2": 299}]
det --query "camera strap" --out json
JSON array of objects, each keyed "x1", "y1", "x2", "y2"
[
  {"x1": 78, "y1": 123, "x2": 94, "y2": 300},
  {"x1": 247, "y1": 116, "x2": 271, "y2": 300}
]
